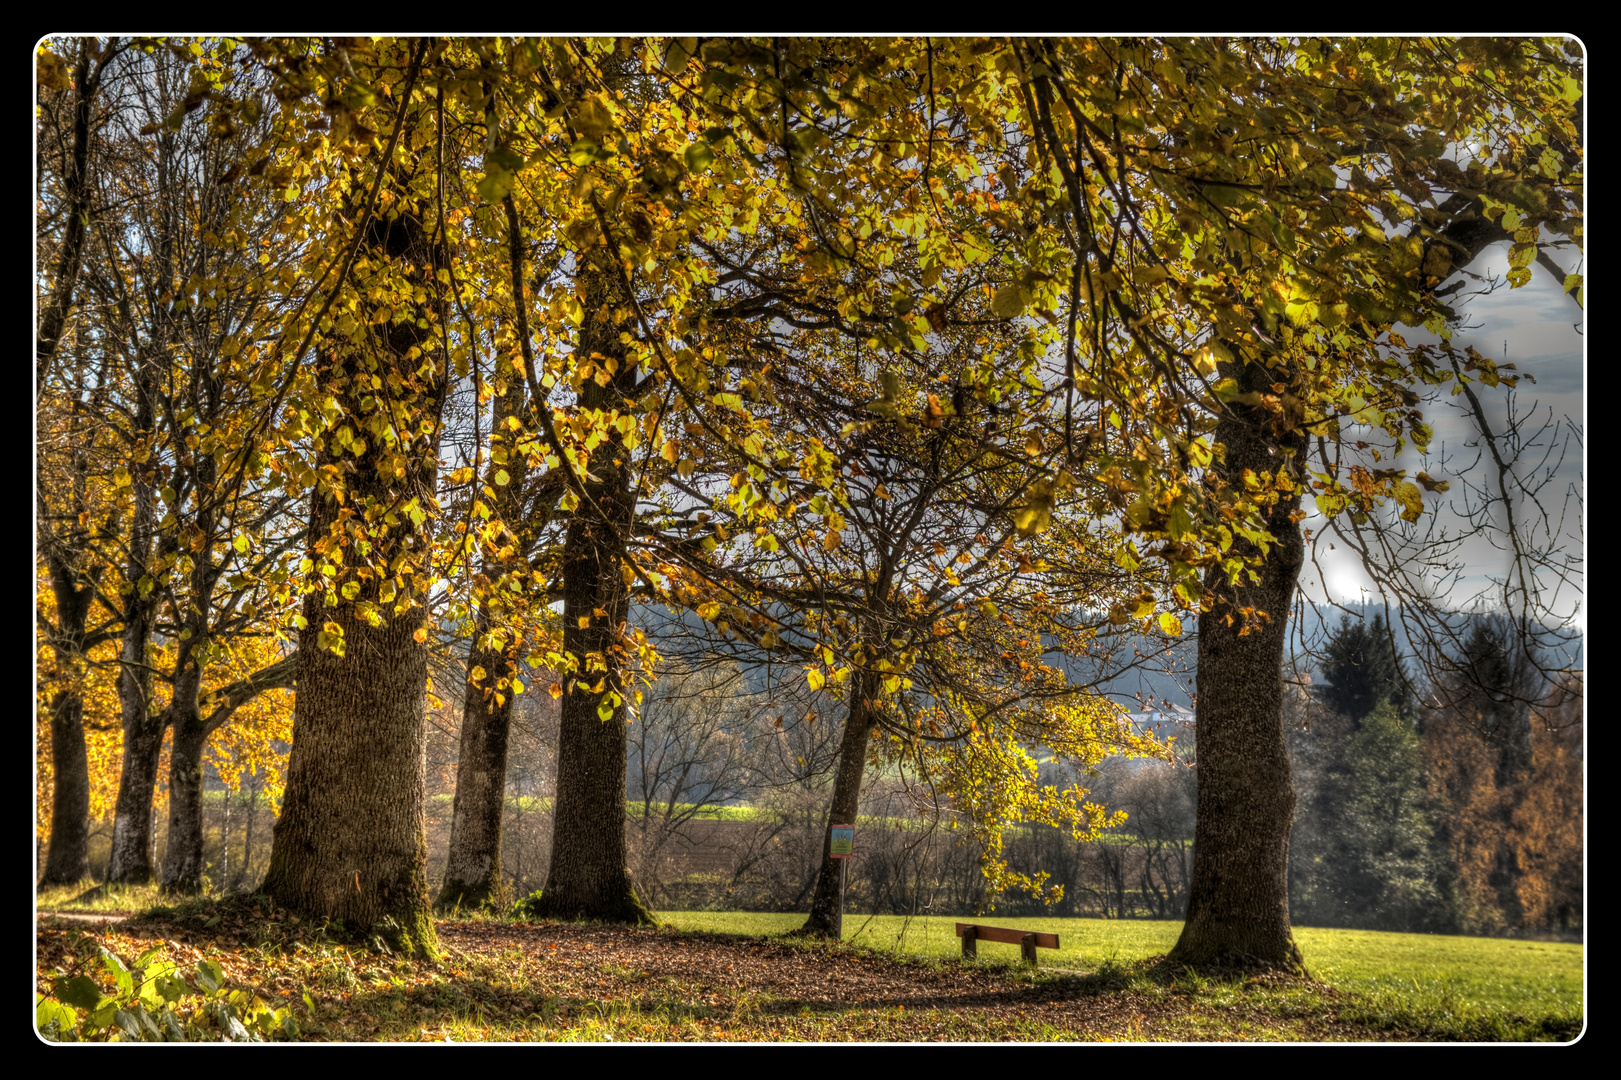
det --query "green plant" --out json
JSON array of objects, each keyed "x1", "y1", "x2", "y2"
[
  {"x1": 510, "y1": 889, "x2": 547, "y2": 921},
  {"x1": 37, "y1": 940, "x2": 298, "y2": 1042}
]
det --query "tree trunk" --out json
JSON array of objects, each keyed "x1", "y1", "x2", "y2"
[
  {"x1": 1168, "y1": 357, "x2": 1306, "y2": 973},
  {"x1": 107, "y1": 711, "x2": 167, "y2": 885},
  {"x1": 157, "y1": 653, "x2": 298, "y2": 895},
  {"x1": 527, "y1": 262, "x2": 653, "y2": 926},
  {"x1": 39, "y1": 546, "x2": 94, "y2": 888},
  {"x1": 108, "y1": 340, "x2": 164, "y2": 886},
  {"x1": 261, "y1": 69, "x2": 443, "y2": 956},
  {"x1": 160, "y1": 710, "x2": 210, "y2": 894},
  {"x1": 797, "y1": 674, "x2": 879, "y2": 938},
  {"x1": 237, "y1": 774, "x2": 259, "y2": 890},
  {"x1": 42, "y1": 689, "x2": 91, "y2": 886},
  {"x1": 437, "y1": 636, "x2": 517, "y2": 911},
  {"x1": 438, "y1": 379, "x2": 526, "y2": 912}
]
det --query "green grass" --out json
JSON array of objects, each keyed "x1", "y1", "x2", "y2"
[
  {"x1": 1291, "y1": 926, "x2": 1583, "y2": 1017},
  {"x1": 37, "y1": 880, "x2": 166, "y2": 914},
  {"x1": 655, "y1": 911, "x2": 1584, "y2": 1040},
  {"x1": 660, "y1": 912, "x2": 1184, "y2": 969}
]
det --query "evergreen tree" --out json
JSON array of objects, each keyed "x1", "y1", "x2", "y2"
[
  {"x1": 1455, "y1": 615, "x2": 1539, "y2": 783},
  {"x1": 1293, "y1": 699, "x2": 1444, "y2": 931},
  {"x1": 1320, "y1": 614, "x2": 1410, "y2": 724}
]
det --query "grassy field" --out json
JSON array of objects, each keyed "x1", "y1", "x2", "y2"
[{"x1": 659, "y1": 911, "x2": 1583, "y2": 1027}]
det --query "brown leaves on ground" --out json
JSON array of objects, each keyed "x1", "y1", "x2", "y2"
[{"x1": 36, "y1": 910, "x2": 1398, "y2": 1042}]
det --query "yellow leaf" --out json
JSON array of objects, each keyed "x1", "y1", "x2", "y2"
[
  {"x1": 806, "y1": 669, "x2": 825, "y2": 691},
  {"x1": 1395, "y1": 481, "x2": 1425, "y2": 523},
  {"x1": 1012, "y1": 504, "x2": 1051, "y2": 535},
  {"x1": 1158, "y1": 613, "x2": 1183, "y2": 637}
]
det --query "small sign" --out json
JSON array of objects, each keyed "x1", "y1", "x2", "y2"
[{"x1": 829, "y1": 825, "x2": 854, "y2": 858}]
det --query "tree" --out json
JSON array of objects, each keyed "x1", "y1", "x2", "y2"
[
  {"x1": 506, "y1": 250, "x2": 656, "y2": 924},
  {"x1": 436, "y1": 377, "x2": 536, "y2": 911},
  {"x1": 1422, "y1": 641, "x2": 1582, "y2": 935},
  {"x1": 962, "y1": 37, "x2": 1583, "y2": 969},
  {"x1": 1294, "y1": 699, "x2": 1444, "y2": 931},
  {"x1": 643, "y1": 285, "x2": 1165, "y2": 935},
  {"x1": 36, "y1": 36, "x2": 130, "y2": 887},
  {"x1": 1320, "y1": 613, "x2": 1411, "y2": 724},
  {"x1": 258, "y1": 40, "x2": 446, "y2": 956},
  {"x1": 36, "y1": 360, "x2": 113, "y2": 886}
]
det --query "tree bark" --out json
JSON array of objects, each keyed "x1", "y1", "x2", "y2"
[
  {"x1": 526, "y1": 262, "x2": 654, "y2": 925},
  {"x1": 39, "y1": 546, "x2": 94, "y2": 887},
  {"x1": 438, "y1": 641, "x2": 517, "y2": 911},
  {"x1": 237, "y1": 773, "x2": 260, "y2": 890},
  {"x1": 1168, "y1": 357, "x2": 1306, "y2": 973},
  {"x1": 261, "y1": 62, "x2": 443, "y2": 955},
  {"x1": 157, "y1": 653, "x2": 298, "y2": 894},
  {"x1": 438, "y1": 381, "x2": 527, "y2": 911},
  {"x1": 797, "y1": 672, "x2": 880, "y2": 938},
  {"x1": 107, "y1": 348, "x2": 164, "y2": 886},
  {"x1": 160, "y1": 708, "x2": 210, "y2": 893},
  {"x1": 43, "y1": 689, "x2": 92, "y2": 887},
  {"x1": 107, "y1": 710, "x2": 167, "y2": 885},
  {"x1": 261, "y1": 361, "x2": 441, "y2": 952}
]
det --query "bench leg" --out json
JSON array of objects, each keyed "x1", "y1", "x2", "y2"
[
  {"x1": 961, "y1": 925, "x2": 976, "y2": 959},
  {"x1": 1021, "y1": 933, "x2": 1037, "y2": 966}
]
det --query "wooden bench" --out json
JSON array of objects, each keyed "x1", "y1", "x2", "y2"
[{"x1": 955, "y1": 923, "x2": 1060, "y2": 966}]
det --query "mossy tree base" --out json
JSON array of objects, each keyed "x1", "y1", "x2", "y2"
[
  {"x1": 435, "y1": 877, "x2": 509, "y2": 915},
  {"x1": 791, "y1": 912, "x2": 841, "y2": 941},
  {"x1": 519, "y1": 873, "x2": 658, "y2": 927},
  {"x1": 1167, "y1": 930, "x2": 1306, "y2": 976}
]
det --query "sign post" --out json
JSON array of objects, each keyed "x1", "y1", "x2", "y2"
[{"x1": 830, "y1": 825, "x2": 853, "y2": 939}]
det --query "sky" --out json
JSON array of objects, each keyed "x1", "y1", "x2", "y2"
[{"x1": 1301, "y1": 239, "x2": 1585, "y2": 630}]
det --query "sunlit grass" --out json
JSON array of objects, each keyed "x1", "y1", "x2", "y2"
[
  {"x1": 656, "y1": 910, "x2": 1584, "y2": 1038},
  {"x1": 1292, "y1": 926, "x2": 1583, "y2": 1016},
  {"x1": 658, "y1": 911, "x2": 1184, "y2": 970},
  {"x1": 37, "y1": 879, "x2": 165, "y2": 914}
]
